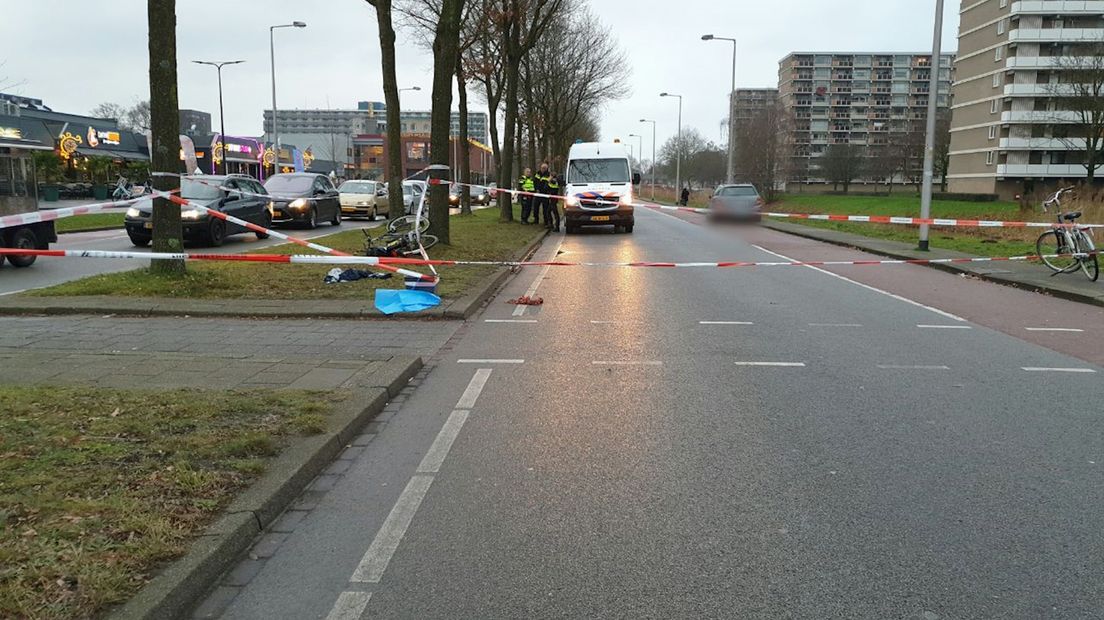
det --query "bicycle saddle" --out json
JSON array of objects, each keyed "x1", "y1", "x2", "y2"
[{"x1": 1061, "y1": 212, "x2": 1082, "y2": 221}]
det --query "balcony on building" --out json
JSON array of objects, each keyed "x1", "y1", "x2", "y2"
[
  {"x1": 997, "y1": 163, "x2": 1087, "y2": 176},
  {"x1": 1011, "y1": 1, "x2": 1104, "y2": 15},
  {"x1": 1008, "y1": 27, "x2": 1104, "y2": 43}
]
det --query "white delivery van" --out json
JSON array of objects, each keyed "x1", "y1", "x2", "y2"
[{"x1": 562, "y1": 141, "x2": 641, "y2": 234}]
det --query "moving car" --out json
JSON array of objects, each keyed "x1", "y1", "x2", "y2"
[
  {"x1": 563, "y1": 141, "x2": 640, "y2": 234},
  {"x1": 402, "y1": 180, "x2": 426, "y2": 215},
  {"x1": 708, "y1": 184, "x2": 763, "y2": 223},
  {"x1": 124, "y1": 174, "x2": 272, "y2": 247},
  {"x1": 338, "y1": 179, "x2": 387, "y2": 220},
  {"x1": 470, "y1": 185, "x2": 490, "y2": 205},
  {"x1": 265, "y1": 173, "x2": 342, "y2": 229}
]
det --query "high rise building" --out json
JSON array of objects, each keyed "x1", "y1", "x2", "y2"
[
  {"x1": 947, "y1": 0, "x2": 1104, "y2": 198},
  {"x1": 778, "y1": 52, "x2": 955, "y2": 185}
]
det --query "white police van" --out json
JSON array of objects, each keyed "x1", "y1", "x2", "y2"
[{"x1": 562, "y1": 141, "x2": 640, "y2": 234}]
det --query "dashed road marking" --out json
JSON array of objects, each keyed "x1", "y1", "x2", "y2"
[
  {"x1": 455, "y1": 368, "x2": 493, "y2": 409},
  {"x1": 700, "y1": 321, "x2": 754, "y2": 325},
  {"x1": 1022, "y1": 367, "x2": 1096, "y2": 374},
  {"x1": 751, "y1": 244, "x2": 967, "y2": 322},
  {"x1": 457, "y1": 359, "x2": 524, "y2": 364},
  {"x1": 1025, "y1": 327, "x2": 1085, "y2": 333},
  {"x1": 484, "y1": 319, "x2": 538, "y2": 323},
  {"x1": 734, "y1": 361, "x2": 806, "y2": 367},
  {"x1": 349, "y1": 474, "x2": 433, "y2": 583},
  {"x1": 513, "y1": 237, "x2": 562, "y2": 316},
  {"x1": 418, "y1": 410, "x2": 470, "y2": 474},
  {"x1": 918, "y1": 324, "x2": 972, "y2": 330},
  {"x1": 325, "y1": 591, "x2": 372, "y2": 620}
]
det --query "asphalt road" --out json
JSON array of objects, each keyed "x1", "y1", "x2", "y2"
[
  {"x1": 0, "y1": 218, "x2": 381, "y2": 296},
  {"x1": 209, "y1": 207, "x2": 1102, "y2": 619}
]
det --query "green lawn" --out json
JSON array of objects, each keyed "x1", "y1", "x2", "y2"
[
  {"x1": 0, "y1": 386, "x2": 342, "y2": 620},
  {"x1": 55, "y1": 213, "x2": 125, "y2": 234},
  {"x1": 769, "y1": 193, "x2": 1079, "y2": 258},
  {"x1": 32, "y1": 208, "x2": 541, "y2": 300}
]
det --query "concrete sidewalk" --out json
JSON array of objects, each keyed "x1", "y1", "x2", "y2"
[{"x1": 762, "y1": 219, "x2": 1104, "y2": 307}]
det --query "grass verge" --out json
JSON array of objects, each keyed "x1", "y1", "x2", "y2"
[
  {"x1": 0, "y1": 386, "x2": 343, "y2": 620},
  {"x1": 32, "y1": 207, "x2": 541, "y2": 300},
  {"x1": 768, "y1": 193, "x2": 1104, "y2": 258},
  {"x1": 55, "y1": 213, "x2": 125, "y2": 234}
]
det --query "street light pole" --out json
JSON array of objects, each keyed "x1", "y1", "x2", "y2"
[
  {"x1": 193, "y1": 60, "x2": 244, "y2": 176},
  {"x1": 703, "y1": 35, "x2": 738, "y2": 184},
  {"x1": 639, "y1": 118, "x2": 657, "y2": 201},
  {"x1": 629, "y1": 133, "x2": 643, "y2": 169},
  {"x1": 919, "y1": 0, "x2": 944, "y2": 251},
  {"x1": 660, "y1": 93, "x2": 683, "y2": 200},
  {"x1": 269, "y1": 21, "x2": 306, "y2": 174}
]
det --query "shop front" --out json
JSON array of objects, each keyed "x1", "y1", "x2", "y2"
[
  {"x1": 0, "y1": 118, "x2": 54, "y2": 211},
  {"x1": 206, "y1": 134, "x2": 264, "y2": 179}
]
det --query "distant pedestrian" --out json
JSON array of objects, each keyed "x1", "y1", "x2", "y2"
[
  {"x1": 518, "y1": 167, "x2": 536, "y2": 224},
  {"x1": 680, "y1": 186, "x2": 690, "y2": 206}
]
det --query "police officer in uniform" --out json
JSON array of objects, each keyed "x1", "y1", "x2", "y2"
[
  {"x1": 545, "y1": 171, "x2": 562, "y2": 232},
  {"x1": 533, "y1": 163, "x2": 553, "y2": 229},
  {"x1": 518, "y1": 167, "x2": 536, "y2": 224}
]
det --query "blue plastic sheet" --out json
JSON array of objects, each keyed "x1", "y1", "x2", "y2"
[{"x1": 374, "y1": 289, "x2": 442, "y2": 315}]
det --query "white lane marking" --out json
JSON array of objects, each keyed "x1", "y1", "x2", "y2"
[
  {"x1": 751, "y1": 244, "x2": 967, "y2": 322},
  {"x1": 455, "y1": 368, "x2": 493, "y2": 409},
  {"x1": 1025, "y1": 327, "x2": 1085, "y2": 333},
  {"x1": 484, "y1": 319, "x2": 538, "y2": 323},
  {"x1": 325, "y1": 591, "x2": 372, "y2": 620},
  {"x1": 514, "y1": 237, "x2": 563, "y2": 316},
  {"x1": 700, "y1": 321, "x2": 754, "y2": 325},
  {"x1": 1022, "y1": 367, "x2": 1097, "y2": 374},
  {"x1": 734, "y1": 361, "x2": 806, "y2": 367},
  {"x1": 917, "y1": 324, "x2": 972, "y2": 330},
  {"x1": 457, "y1": 359, "x2": 524, "y2": 364},
  {"x1": 877, "y1": 364, "x2": 951, "y2": 370},
  {"x1": 591, "y1": 360, "x2": 664, "y2": 366},
  {"x1": 417, "y1": 410, "x2": 471, "y2": 474},
  {"x1": 809, "y1": 323, "x2": 863, "y2": 327},
  {"x1": 0, "y1": 289, "x2": 28, "y2": 297},
  {"x1": 350, "y1": 474, "x2": 434, "y2": 583}
]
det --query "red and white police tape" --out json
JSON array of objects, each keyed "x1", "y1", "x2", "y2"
[
  {"x1": 0, "y1": 193, "x2": 171, "y2": 231},
  {"x1": 434, "y1": 179, "x2": 1104, "y2": 230},
  {"x1": 2, "y1": 246, "x2": 1095, "y2": 270}
]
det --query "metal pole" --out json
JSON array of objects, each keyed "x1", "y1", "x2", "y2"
[
  {"x1": 650, "y1": 123, "x2": 655, "y2": 200},
  {"x1": 919, "y1": 0, "x2": 944, "y2": 252},
  {"x1": 270, "y1": 26, "x2": 279, "y2": 173},
  {"x1": 217, "y1": 65, "x2": 227, "y2": 175},
  {"x1": 676, "y1": 96, "x2": 682, "y2": 199},
  {"x1": 728, "y1": 40, "x2": 737, "y2": 184}
]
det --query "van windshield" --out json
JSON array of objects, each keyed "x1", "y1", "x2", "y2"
[{"x1": 567, "y1": 158, "x2": 630, "y2": 184}]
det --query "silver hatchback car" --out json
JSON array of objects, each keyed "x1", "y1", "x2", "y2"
[{"x1": 708, "y1": 184, "x2": 762, "y2": 223}]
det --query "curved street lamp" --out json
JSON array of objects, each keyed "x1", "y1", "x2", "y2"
[
  {"x1": 193, "y1": 60, "x2": 245, "y2": 175},
  {"x1": 269, "y1": 21, "x2": 307, "y2": 172},
  {"x1": 639, "y1": 118, "x2": 657, "y2": 200},
  {"x1": 660, "y1": 93, "x2": 684, "y2": 197},
  {"x1": 702, "y1": 34, "x2": 737, "y2": 184}
]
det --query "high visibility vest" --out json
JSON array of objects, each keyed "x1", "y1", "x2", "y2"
[
  {"x1": 519, "y1": 176, "x2": 535, "y2": 192},
  {"x1": 547, "y1": 176, "x2": 560, "y2": 191}
]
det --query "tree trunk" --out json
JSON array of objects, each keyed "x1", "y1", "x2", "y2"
[
  {"x1": 523, "y1": 57, "x2": 538, "y2": 171},
  {"x1": 456, "y1": 59, "x2": 472, "y2": 215},
  {"x1": 368, "y1": 0, "x2": 405, "y2": 218},
  {"x1": 147, "y1": 0, "x2": 184, "y2": 275},
  {"x1": 426, "y1": 0, "x2": 464, "y2": 245},
  {"x1": 498, "y1": 57, "x2": 521, "y2": 222}
]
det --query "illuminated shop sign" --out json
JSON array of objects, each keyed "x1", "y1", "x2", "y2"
[
  {"x1": 58, "y1": 131, "x2": 83, "y2": 160},
  {"x1": 86, "y1": 126, "x2": 121, "y2": 147},
  {"x1": 0, "y1": 126, "x2": 23, "y2": 140}
]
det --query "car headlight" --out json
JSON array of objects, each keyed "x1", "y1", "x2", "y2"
[
  {"x1": 181, "y1": 208, "x2": 204, "y2": 220},
  {"x1": 565, "y1": 196, "x2": 580, "y2": 207},
  {"x1": 289, "y1": 198, "x2": 307, "y2": 209},
  {"x1": 126, "y1": 207, "x2": 141, "y2": 218},
  {"x1": 619, "y1": 194, "x2": 633, "y2": 206}
]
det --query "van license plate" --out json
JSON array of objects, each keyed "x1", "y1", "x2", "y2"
[
  {"x1": 590, "y1": 215, "x2": 610, "y2": 222},
  {"x1": 144, "y1": 222, "x2": 153, "y2": 230}
]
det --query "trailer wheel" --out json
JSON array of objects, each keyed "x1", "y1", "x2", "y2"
[{"x1": 6, "y1": 228, "x2": 39, "y2": 268}]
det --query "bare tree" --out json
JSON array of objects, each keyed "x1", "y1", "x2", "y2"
[
  {"x1": 819, "y1": 143, "x2": 864, "y2": 193},
  {"x1": 933, "y1": 108, "x2": 952, "y2": 192},
  {"x1": 468, "y1": 1, "x2": 506, "y2": 194},
  {"x1": 0, "y1": 61, "x2": 25, "y2": 92},
  {"x1": 90, "y1": 102, "x2": 128, "y2": 122},
  {"x1": 865, "y1": 145, "x2": 898, "y2": 194},
  {"x1": 146, "y1": 0, "x2": 184, "y2": 275},
  {"x1": 365, "y1": 0, "x2": 406, "y2": 217},
  {"x1": 734, "y1": 102, "x2": 788, "y2": 201},
  {"x1": 125, "y1": 100, "x2": 152, "y2": 132},
  {"x1": 1049, "y1": 43, "x2": 1104, "y2": 183},
  {"x1": 658, "y1": 128, "x2": 709, "y2": 186}
]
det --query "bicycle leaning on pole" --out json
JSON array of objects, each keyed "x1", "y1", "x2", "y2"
[{"x1": 1035, "y1": 186, "x2": 1099, "y2": 282}]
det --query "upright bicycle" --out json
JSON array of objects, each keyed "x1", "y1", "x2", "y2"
[{"x1": 1035, "y1": 186, "x2": 1098, "y2": 282}]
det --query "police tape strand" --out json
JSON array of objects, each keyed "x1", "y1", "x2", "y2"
[
  {"x1": 1, "y1": 246, "x2": 1095, "y2": 269},
  {"x1": 434, "y1": 178, "x2": 1104, "y2": 230}
]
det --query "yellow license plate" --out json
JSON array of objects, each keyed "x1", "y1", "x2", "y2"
[
  {"x1": 271, "y1": 211, "x2": 283, "y2": 218},
  {"x1": 590, "y1": 215, "x2": 610, "y2": 222},
  {"x1": 144, "y1": 222, "x2": 153, "y2": 229}
]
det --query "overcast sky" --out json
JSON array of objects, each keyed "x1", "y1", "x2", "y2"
[{"x1": 1, "y1": 0, "x2": 958, "y2": 160}]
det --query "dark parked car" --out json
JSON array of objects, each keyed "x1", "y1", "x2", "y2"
[
  {"x1": 265, "y1": 173, "x2": 342, "y2": 229},
  {"x1": 708, "y1": 184, "x2": 763, "y2": 223},
  {"x1": 124, "y1": 174, "x2": 272, "y2": 247}
]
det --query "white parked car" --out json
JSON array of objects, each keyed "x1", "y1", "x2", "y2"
[
  {"x1": 338, "y1": 179, "x2": 387, "y2": 220},
  {"x1": 402, "y1": 180, "x2": 427, "y2": 215}
]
